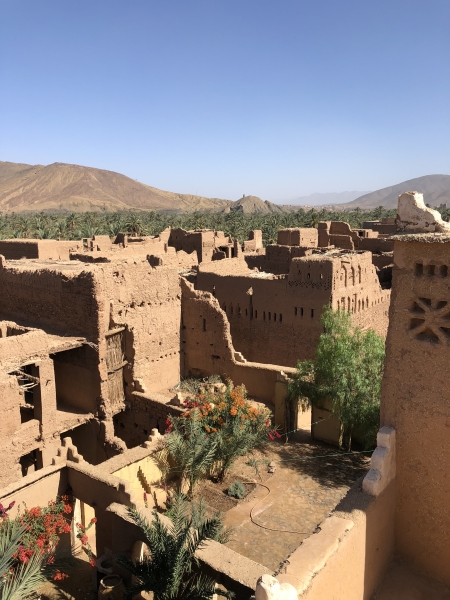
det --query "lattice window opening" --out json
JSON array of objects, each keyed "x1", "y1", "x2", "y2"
[{"x1": 408, "y1": 298, "x2": 450, "y2": 343}]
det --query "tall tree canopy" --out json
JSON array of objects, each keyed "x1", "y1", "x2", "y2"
[{"x1": 289, "y1": 307, "x2": 385, "y2": 449}]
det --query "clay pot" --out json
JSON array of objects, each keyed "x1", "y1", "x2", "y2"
[{"x1": 98, "y1": 574, "x2": 125, "y2": 599}]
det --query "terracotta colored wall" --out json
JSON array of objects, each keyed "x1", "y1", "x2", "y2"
[
  {"x1": 0, "y1": 240, "x2": 76, "y2": 260},
  {"x1": 381, "y1": 239, "x2": 450, "y2": 584}
]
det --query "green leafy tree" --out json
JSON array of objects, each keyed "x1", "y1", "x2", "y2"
[
  {"x1": 289, "y1": 307, "x2": 385, "y2": 449},
  {"x1": 116, "y1": 494, "x2": 232, "y2": 599}
]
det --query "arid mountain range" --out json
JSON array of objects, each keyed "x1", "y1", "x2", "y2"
[
  {"x1": 0, "y1": 161, "x2": 449, "y2": 213},
  {"x1": 339, "y1": 174, "x2": 450, "y2": 210}
]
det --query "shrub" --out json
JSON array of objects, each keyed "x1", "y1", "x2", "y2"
[
  {"x1": 227, "y1": 481, "x2": 246, "y2": 499},
  {"x1": 0, "y1": 496, "x2": 73, "y2": 599}
]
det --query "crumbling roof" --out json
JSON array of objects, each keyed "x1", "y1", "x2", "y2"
[{"x1": 390, "y1": 232, "x2": 450, "y2": 243}]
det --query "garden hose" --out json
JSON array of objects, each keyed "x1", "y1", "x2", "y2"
[{"x1": 241, "y1": 481, "x2": 310, "y2": 535}]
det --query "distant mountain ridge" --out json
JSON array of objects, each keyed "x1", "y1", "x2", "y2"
[
  {"x1": 287, "y1": 191, "x2": 371, "y2": 206},
  {"x1": 340, "y1": 175, "x2": 450, "y2": 210},
  {"x1": 0, "y1": 161, "x2": 234, "y2": 213},
  {"x1": 0, "y1": 160, "x2": 448, "y2": 214}
]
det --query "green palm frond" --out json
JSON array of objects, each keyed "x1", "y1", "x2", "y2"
[
  {"x1": 118, "y1": 494, "x2": 234, "y2": 600},
  {"x1": 0, "y1": 550, "x2": 47, "y2": 600}
]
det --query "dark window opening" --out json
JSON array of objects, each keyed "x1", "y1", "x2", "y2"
[
  {"x1": 295, "y1": 307, "x2": 297, "y2": 316},
  {"x1": 263, "y1": 311, "x2": 266, "y2": 320},
  {"x1": 255, "y1": 310, "x2": 258, "y2": 318},
  {"x1": 440, "y1": 265, "x2": 448, "y2": 277},
  {"x1": 311, "y1": 309, "x2": 314, "y2": 318},
  {"x1": 20, "y1": 449, "x2": 42, "y2": 477},
  {"x1": 280, "y1": 314, "x2": 283, "y2": 323},
  {"x1": 268, "y1": 312, "x2": 271, "y2": 320},
  {"x1": 427, "y1": 264, "x2": 435, "y2": 276},
  {"x1": 203, "y1": 318, "x2": 206, "y2": 331},
  {"x1": 274, "y1": 313, "x2": 277, "y2": 321},
  {"x1": 300, "y1": 307, "x2": 304, "y2": 317}
]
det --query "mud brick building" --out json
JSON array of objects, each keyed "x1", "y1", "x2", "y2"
[
  {"x1": 197, "y1": 248, "x2": 390, "y2": 366},
  {"x1": 1, "y1": 193, "x2": 450, "y2": 598}
]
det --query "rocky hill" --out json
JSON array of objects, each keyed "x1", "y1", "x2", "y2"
[
  {"x1": 229, "y1": 195, "x2": 293, "y2": 214},
  {"x1": 0, "y1": 161, "x2": 234, "y2": 213},
  {"x1": 340, "y1": 175, "x2": 450, "y2": 210}
]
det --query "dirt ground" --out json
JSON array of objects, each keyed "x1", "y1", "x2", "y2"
[
  {"x1": 37, "y1": 552, "x2": 97, "y2": 600},
  {"x1": 194, "y1": 430, "x2": 370, "y2": 571}
]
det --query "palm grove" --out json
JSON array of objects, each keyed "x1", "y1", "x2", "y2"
[{"x1": 0, "y1": 206, "x2": 399, "y2": 245}]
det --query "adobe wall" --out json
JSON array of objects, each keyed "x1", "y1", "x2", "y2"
[
  {"x1": 0, "y1": 240, "x2": 77, "y2": 261},
  {"x1": 277, "y1": 228, "x2": 318, "y2": 247},
  {"x1": 253, "y1": 245, "x2": 314, "y2": 275},
  {"x1": 99, "y1": 262, "x2": 182, "y2": 394},
  {"x1": 380, "y1": 235, "x2": 450, "y2": 584},
  {"x1": 195, "y1": 253, "x2": 390, "y2": 366},
  {"x1": 318, "y1": 222, "x2": 394, "y2": 254},
  {"x1": 181, "y1": 279, "x2": 295, "y2": 405},
  {"x1": 113, "y1": 391, "x2": 184, "y2": 446},
  {"x1": 0, "y1": 464, "x2": 69, "y2": 519},
  {"x1": 0, "y1": 260, "x2": 101, "y2": 338},
  {"x1": 169, "y1": 229, "x2": 216, "y2": 263}
]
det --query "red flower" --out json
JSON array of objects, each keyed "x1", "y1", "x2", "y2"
[
  {"x1": 90, "y1": 517, "x2": 97, "y2": 524},
  {"x1": 53, "y1": 569, "x2": 68, "y2": 581},
  {"x1": 89, "y1": 557, "x2": 96, "y2": 567}
]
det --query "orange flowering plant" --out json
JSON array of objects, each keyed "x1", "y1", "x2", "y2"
[{"x1": 166, "y1": 382, "x2": 279, "y2": 483}]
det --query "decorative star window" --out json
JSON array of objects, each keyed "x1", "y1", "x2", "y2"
[{"x1": 409, "y1": 297, "x2": 450, "y2": 343}]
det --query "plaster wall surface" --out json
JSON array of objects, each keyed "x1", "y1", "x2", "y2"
[
  {"x1": 287, "y1": 480, "x2": 396, "y2": 600},
  {"x1": 381, "y1": 237, "x2": 450, "y2": 584}
]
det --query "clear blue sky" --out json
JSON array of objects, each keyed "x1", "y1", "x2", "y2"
[{"x1": 1, "y1": 0, "x2": 449, "y2": 202}]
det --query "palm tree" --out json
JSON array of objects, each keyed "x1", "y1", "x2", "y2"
[
  {"x1": 0, "y1": 520, "x2": 47, "y2": 600},
  {"x1": 116, "y1": 495, "x2": 232, "y2": 599}
]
